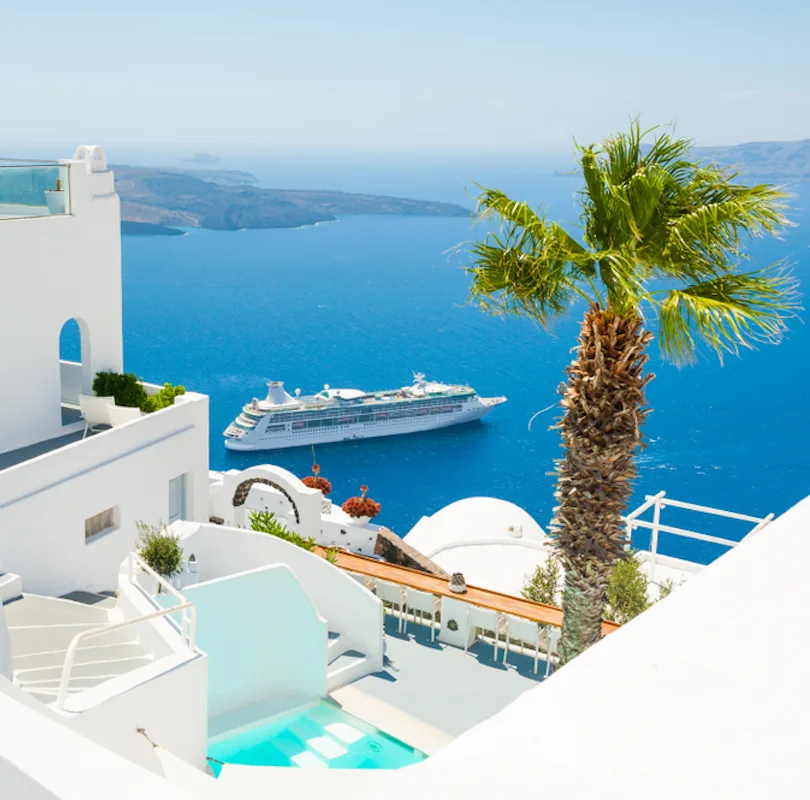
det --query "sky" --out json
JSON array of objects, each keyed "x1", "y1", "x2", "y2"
[{"x1": 1, "y1": 0, "x2": 809, "y2": 157}]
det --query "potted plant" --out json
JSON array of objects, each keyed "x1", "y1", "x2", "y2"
[
  {"x1": 136, "y1": 522, "x2": 184, "y2": 593},
  {"x1": 341, "y1": 485, "x2": 381, "y2": 525},
  {"x1": 44, "y1": 177, "x2": 66, "y2": 215},
  {"x1": 301, "y1": 463, "x2": 332, "y2": 496}
]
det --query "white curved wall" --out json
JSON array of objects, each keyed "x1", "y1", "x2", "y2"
[
  {"x1": 180, "y1": 564, "x2": 327, "y2": 720},
  {"x1": 406, "y1": 497, "x2": 551, "y2": 596},
  {"x1": 174, "y1": 521, "x2": 384, "y2": 674}
]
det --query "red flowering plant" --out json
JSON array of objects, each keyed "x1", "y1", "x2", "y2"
[
  {"x1": 342, "y1": 484, "x2": 381, "y2": 520},
  {"x1": 301, "y1": 463, "x2": 332, "y2": 496}
]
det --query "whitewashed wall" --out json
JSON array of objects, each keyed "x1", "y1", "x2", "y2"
[
  {"x1": 180, "y1": 564, "x2": 327, "y2": 720},
  {"x1": 210, "y1": 466, "x2": 381, "y2": 555},
  {"x1": 174, "y1": 521, "x2": 384, "y2": 674},
  {"x1": 0, "y1": 393, "x2": 209, "y2": 595},
  {"x1": 0, "y1": 150, "x2": 123, "y2": 455},
  {"x1": 0, "y1": 680, "x2": 202, "y2": 800}
]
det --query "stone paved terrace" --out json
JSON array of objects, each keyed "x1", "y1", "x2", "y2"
[{"x1": 348, "y1": 615, "x2": 547, "y2": 737}]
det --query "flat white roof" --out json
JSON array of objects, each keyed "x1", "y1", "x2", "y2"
[{"x1": 373, "y1": 493, "x2": 810, "y2": 799}]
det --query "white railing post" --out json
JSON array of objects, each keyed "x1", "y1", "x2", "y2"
[{"x1": 649, "y1": 496, "x2": 663, "y2": 585}]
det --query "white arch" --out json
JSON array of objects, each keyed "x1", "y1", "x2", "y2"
[{"x1": 72, "y1": 145, "x2": 107, "y2": 172}]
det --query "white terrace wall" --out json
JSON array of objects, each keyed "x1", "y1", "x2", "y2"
[
  {"x1": 0, "y1": 680, "x2": 202, "y2": 800},
  {"x1": 0, "y1": 394, "x2": 209, "y2": 595},
  {"x1": 175, "y1": 564, "x2": 327, "y2": 722},
  {"x1": 210, "y1": 466, "x2": 380, "y2": 554},
  {"x1": 0, "y1": 147, "x2": 123, "y2": 455},
  {"x1": 213, "y1": 464, "x2": 322, "y2": 530},
  {"x1": 173, "y1": 521, "x2": 384, "y2": 673}
]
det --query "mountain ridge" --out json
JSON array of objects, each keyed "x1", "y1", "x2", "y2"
[{"x1": 113, "y1": 165, "x2": 470, "y2": 235}]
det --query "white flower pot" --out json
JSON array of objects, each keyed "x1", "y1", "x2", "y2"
[{"x1": 44, "y1": 190, "x2": 66, "y2": 215}]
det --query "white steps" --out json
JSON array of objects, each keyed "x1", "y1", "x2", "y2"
[
  {"x1": 326, "y1": 631, "x2": 369, "y2": 691},
  {"x1": 5, "y1": 594, "x2": 150, "y2": 706}
]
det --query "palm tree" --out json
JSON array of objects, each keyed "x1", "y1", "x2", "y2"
[{"x1": 463, "y1": 122, "x2": 799, "y2": 664}]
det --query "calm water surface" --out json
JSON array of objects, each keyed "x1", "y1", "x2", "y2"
[{"x1": 117, "y1": 161, "x2": 810, "y2": 563}]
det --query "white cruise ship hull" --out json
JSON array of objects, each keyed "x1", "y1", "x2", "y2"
[{"x1": 225, "y1": 399, "x2": 502, "y2": 451}]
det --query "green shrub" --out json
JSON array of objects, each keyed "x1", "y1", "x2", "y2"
[
  {"x1": 141, "y1": 382, "x2": 186, "y2": 413},
  {"x1": 249, "y1": 511, "x2": 316, "y2": 551},
  {"x1": 658, "y1": 578, "x2": 675, "y2": 600},
  {"x1": 605, "y1": 553, "x2": 651, "y2": 624},
  {"x1": 93, "y1": 372, "x2": 185, "y2": 413},
  {"x1": 521, "y1": 554, "x2": 561, "y2": 605},
  {"x1": 136, "y1": 521, "x2": 183, "y2": 578},
  {"x1": 93, "y1": 371, "x2": 147, "y2": 408}
]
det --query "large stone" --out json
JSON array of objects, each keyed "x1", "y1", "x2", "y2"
[{"x1": 374, "y1": 527, "x2": 448, "y2": 577}]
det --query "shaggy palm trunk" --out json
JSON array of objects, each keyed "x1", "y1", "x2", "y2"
[{"x1": 552, "y1": 305, "x2": 653, "y2": 665}]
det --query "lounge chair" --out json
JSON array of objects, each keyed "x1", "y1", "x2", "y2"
[
  {"x1": 108, "y1": 404, "x2": 142, "y2": 427},
  {"x1": 78, "y1": 394, "x2": 114, "y2": 438}
]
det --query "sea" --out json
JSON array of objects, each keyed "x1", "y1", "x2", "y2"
[{"x1": 101, "y1": 154, "x2": 810, "y2": 565}]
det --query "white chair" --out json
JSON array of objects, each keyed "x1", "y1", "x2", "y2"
[
  {"x1": 402, "y1": 587, "x2": 439, "y2": 641},
  {"x1": 78, "y1": 394, "x2": 114, "y2": 438},
  {"x1": 373, "y1": 580, "x2": 405, "y2": 632},
  {"x1": 108, "y1": 404, "x2": 142, "y2": 427},
  {"x1": 347, "y1": 571, "x2": 372, "y2": 589},
  {"x1": 465, "y1": 606, "x2": 505, "y2": 661},
  {"x1": 503, "y1": 615, "x2": 542, "y2": 673},
  {"x1": 542, "y1": 625, "x2": 561, "y2": 678}
]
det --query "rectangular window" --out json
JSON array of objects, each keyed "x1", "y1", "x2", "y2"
[
  {"x1": 169, "y1": 473, "x2": 188, "y2": 523},
  {"x1": 85, "y1": 506, "x2": 119, "y2": 543}
]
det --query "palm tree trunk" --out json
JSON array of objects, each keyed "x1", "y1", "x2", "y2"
[{"x1": 553, "y1": 305, "x2": 653, "y2": 665}]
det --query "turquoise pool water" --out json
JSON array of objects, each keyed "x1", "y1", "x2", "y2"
[{"x1": 208, "y1": 702, "x2": 426, "y2": 773}]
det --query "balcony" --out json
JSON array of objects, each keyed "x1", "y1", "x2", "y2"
[{"x1": 0, "y1": 160, "x2": 70, "y2": 220}]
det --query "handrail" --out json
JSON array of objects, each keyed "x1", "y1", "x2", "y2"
[
  {"x1": 55, "y1": 603, "x2": 196, "y2": 712},
  {"x1": 127, "y1": 552, "x2": 194, "y2": 644},
  {"x1": 624, "y1": 491, "x2": 773, "y2": 583},
  {"x1": 323, "y1": 546, "x2": 621, "y2": 635},
  {"x1": 644, "y1": 495, "x2": 767, "y2": 524}
]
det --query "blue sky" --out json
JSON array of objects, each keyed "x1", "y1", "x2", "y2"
[{"x1": 2, "y1": 0, "x2": 809, "y2": 155}]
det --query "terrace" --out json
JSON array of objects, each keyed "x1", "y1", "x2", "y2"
[
  {"x1": 0, "y1": 381, "x2": 197, "y2": 473},
  {"x1": 0, "y1": 160, "x2": 71, "y2": 220}
]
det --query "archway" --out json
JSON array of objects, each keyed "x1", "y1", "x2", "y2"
[
  {"x1": 59, "y1": 317, "x2": 91, "y2": 425},
  {"x1": 232, "y1": 478, "x2": 301, "y2": 525}
]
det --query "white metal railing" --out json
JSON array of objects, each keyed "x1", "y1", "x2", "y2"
[
  {"x1": 54, "y1": 603, "x2": 196, "y2": 711},
  {"x1": 127, "y1": 552, "x2": 197, "y2": 646},
  {"x1": 623, "y1": 491, "x2": 774, "y2": 583},
  {"x1": 53, "y1": 554, "x2": 197, "y2": 712}
]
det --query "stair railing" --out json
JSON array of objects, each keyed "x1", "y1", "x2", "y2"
[{"x1": 54, "y1": 602, "x2": 196, "y2": 712}]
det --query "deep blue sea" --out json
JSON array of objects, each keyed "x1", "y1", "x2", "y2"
[{"x1": 107, "y1": 156, "x2": 810, "y2": 564}]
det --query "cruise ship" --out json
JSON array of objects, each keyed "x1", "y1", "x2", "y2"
[{"x1": 224, "y1": 373, "x2": 506, "y2": 450}]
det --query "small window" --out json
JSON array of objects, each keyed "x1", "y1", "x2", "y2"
[
  {"x1": 85, "y1": 506, "x2": 119, "y2": 542},
  {"x1": 169, "y1": 473, "x2": 188, "y2": 523}
]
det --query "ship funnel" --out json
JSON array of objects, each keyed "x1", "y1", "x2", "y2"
[{"x1": 265, "y1": 381, "x2": 297, "y2": 406}]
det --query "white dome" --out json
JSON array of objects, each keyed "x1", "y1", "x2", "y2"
[{"x1": 406, "y1": 497, "x2": 552, "y2": 597}]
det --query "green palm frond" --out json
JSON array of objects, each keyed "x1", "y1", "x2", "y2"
[
  {"x1": 658, "y1": 264, "x2": 801, "y2": 364},
  {"x1": 462, "y1": 121, "x2": 799, "y2": 362}
]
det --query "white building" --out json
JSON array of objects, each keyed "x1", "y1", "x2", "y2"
[
  {"x1": 0, "y1": 147, "x2": 210, "y2": 596},
  {"x1": 0, "y1": 147, "x2": 807, "y2": 799}
]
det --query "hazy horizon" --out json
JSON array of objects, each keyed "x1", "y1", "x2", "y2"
[{"x1": 3, "y1": 0, "x2": 809, "y2": 157}]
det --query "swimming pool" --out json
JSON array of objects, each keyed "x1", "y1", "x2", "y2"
[{"x1": 208, "y1": 701, "x2": 427, "y2": 772}]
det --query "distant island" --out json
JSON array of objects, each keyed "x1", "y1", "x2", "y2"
[
  {"x1": 183, "y1": 153, "x2": 221, "y2": 165},
  {"x1": 114, "y1": 166, "x2": 471, "y2": 235},
  {"x1": 694, "y1": 139, "x2": 810, "y2": 181},
  {"x1": 552, "y1": 139, "x2": 810, "y2": 182}
]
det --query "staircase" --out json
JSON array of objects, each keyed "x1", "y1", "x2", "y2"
[
  {"x1": 326, "y1": 630, "x2": 369, "y2": 692},
  {"x1": 5, "y1": 594, "x2": 152, "y2": 706}
]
